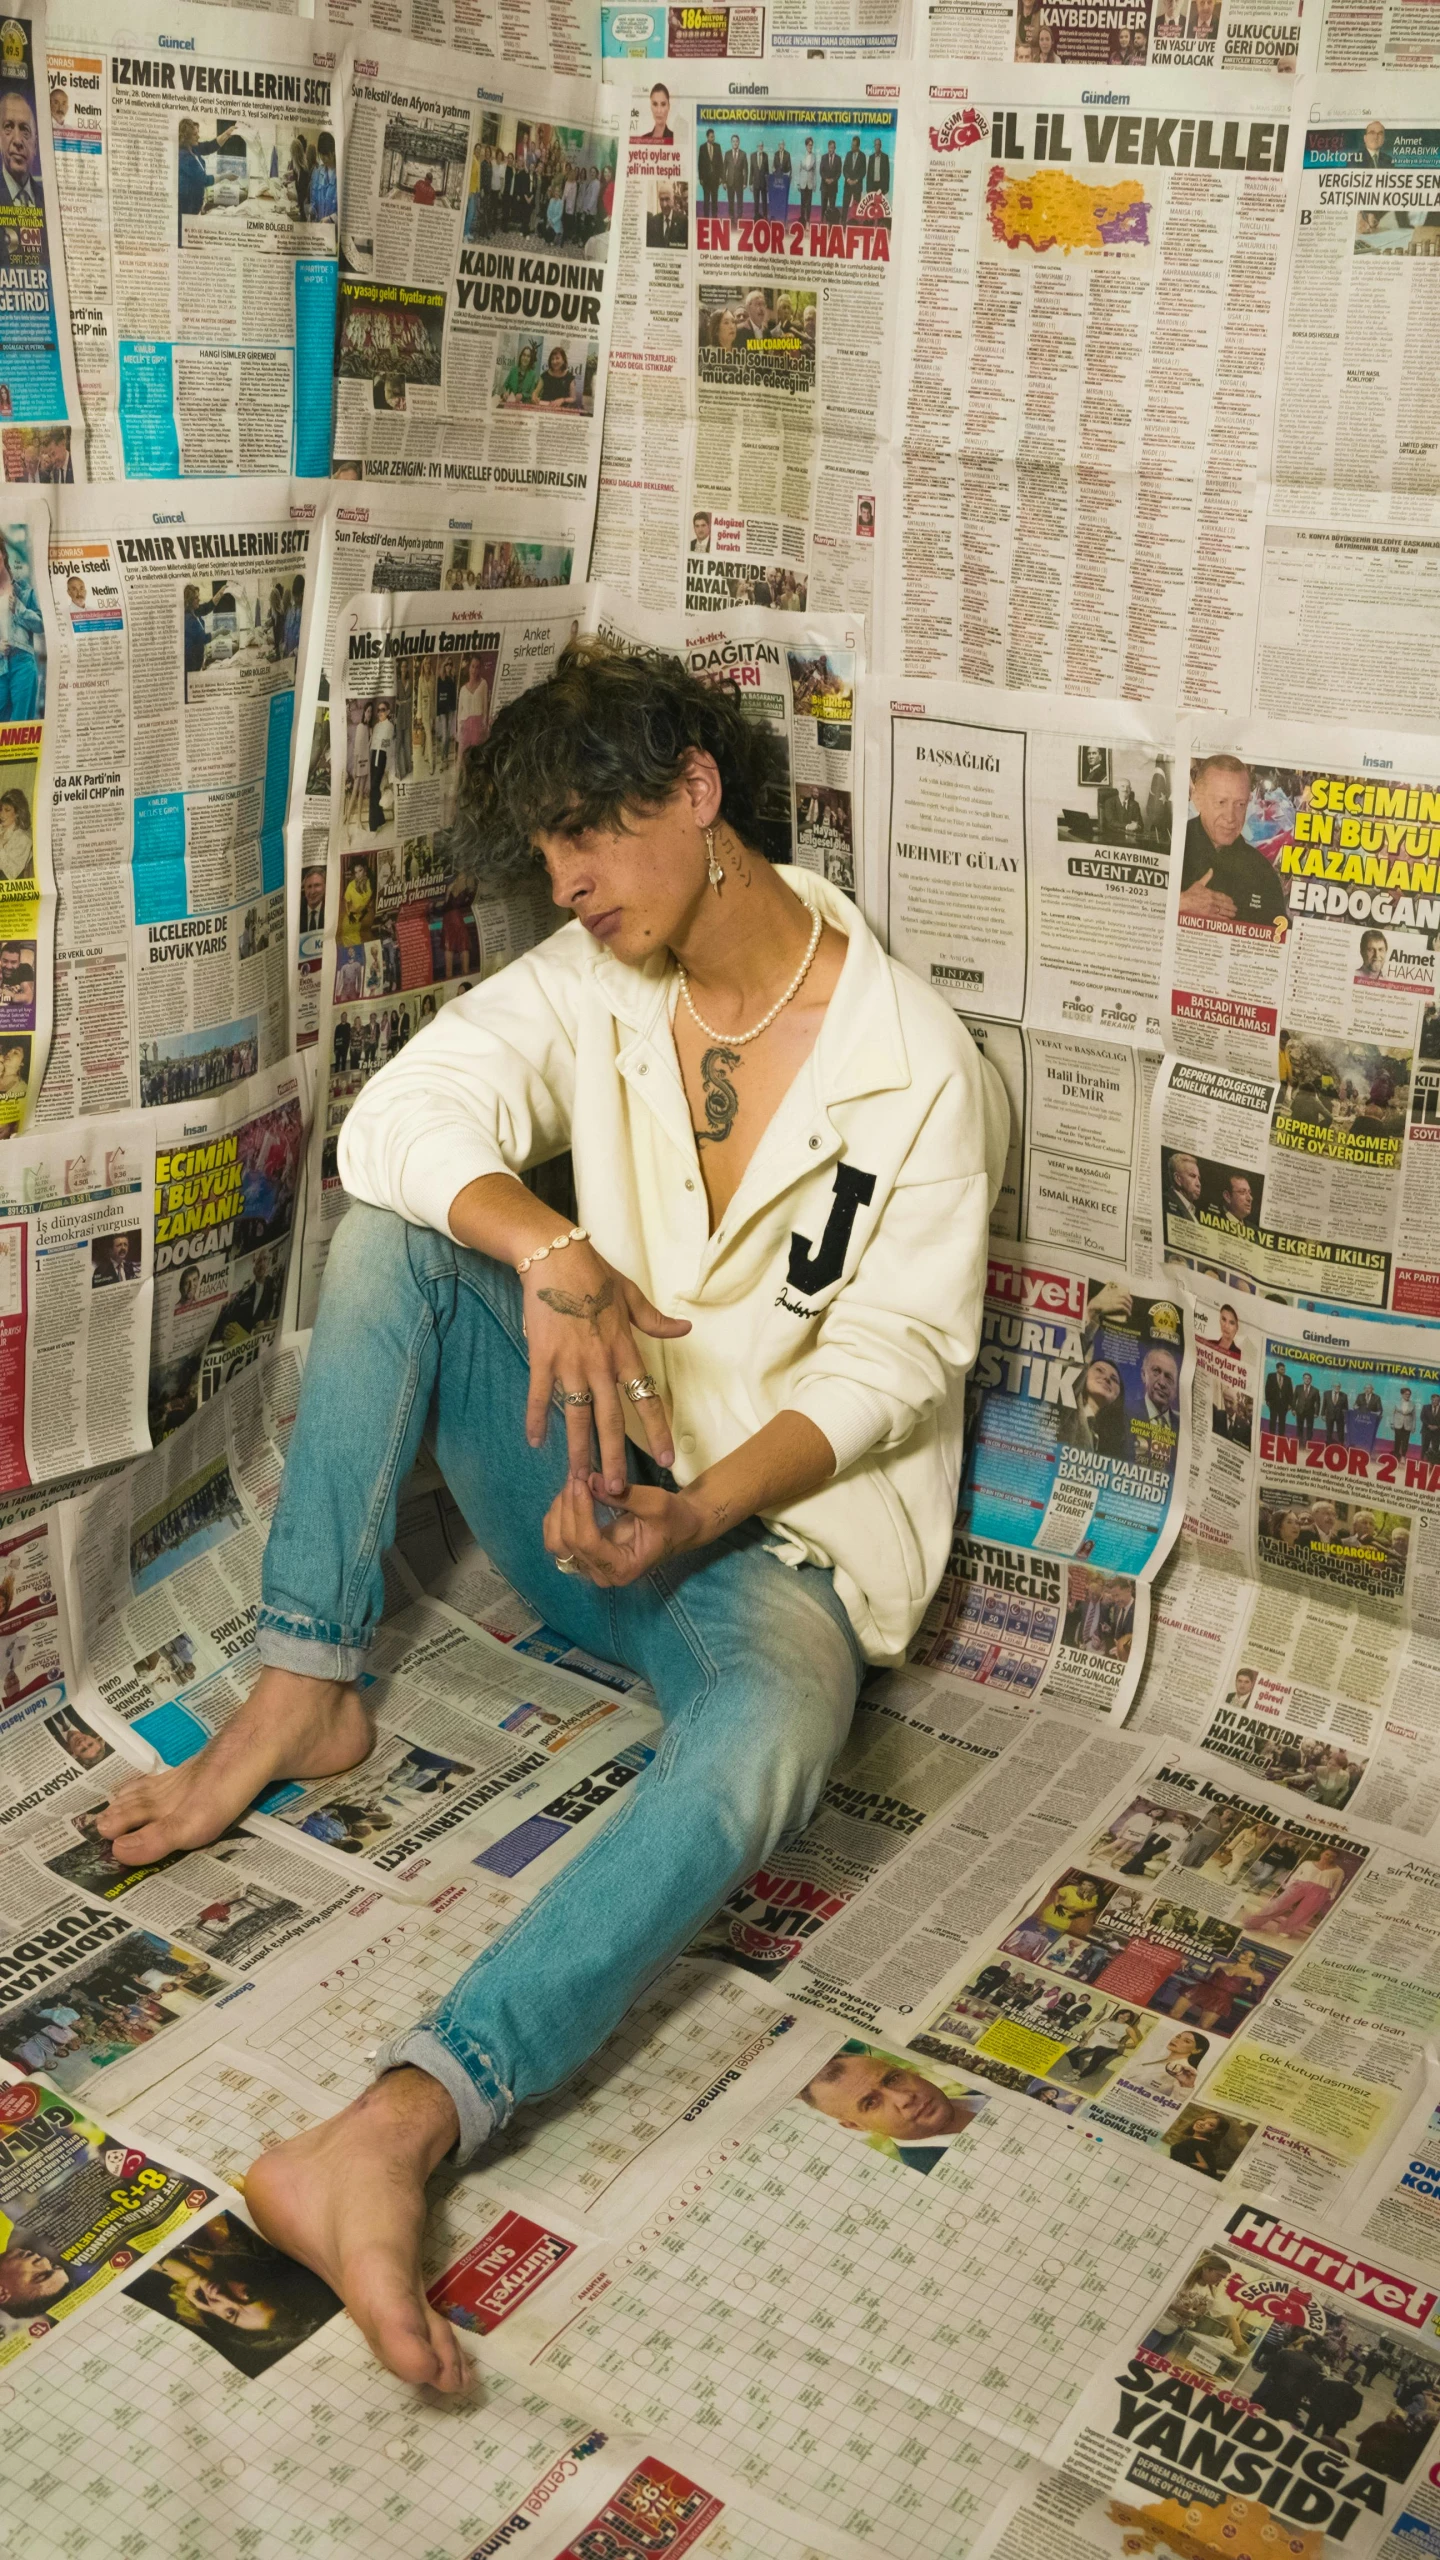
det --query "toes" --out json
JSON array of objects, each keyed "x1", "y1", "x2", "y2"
[
  {"x1": 95, "y1": 1787, "x2": 153, "y2": 1840},
  {"x1": 361, "y1": 2298, "x2": 454, "y2": 2390},
  {"x1": 427, "y1": 2305, "x2": 472, "y2": 2394},
  {"x1": 108, "y1": 1821, "x2": 175, "y2": 1867}
]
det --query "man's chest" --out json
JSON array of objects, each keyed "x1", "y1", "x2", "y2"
[{"x1": 671, "y1": 1013, "x2": 816, "y2": 1223}]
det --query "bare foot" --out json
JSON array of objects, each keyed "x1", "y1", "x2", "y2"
[
  {"x1": 244, "y1": 2067, "x2": 468, "y2": 2391},
  {"x1": 95, "y1": 1667, "x2": 374, "y2": 1865}
]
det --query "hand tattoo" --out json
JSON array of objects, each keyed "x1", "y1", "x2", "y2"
[
  {"x1": 696, "y1": 1044, "x2": 741, "y2": 1148},
  {"x1": 537, "y1": 1277, "x2": 615, "y2": 1332}
]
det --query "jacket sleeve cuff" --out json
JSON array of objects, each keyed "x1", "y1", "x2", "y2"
[
  {"x1": 784, "y1": 1375, "x2": 896, "y2": 1476},
  {"x1": 385, "y1": 1131, "x2": 512, "y2": 1235}
]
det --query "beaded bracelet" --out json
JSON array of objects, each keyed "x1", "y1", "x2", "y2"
[{"x1": 516, "y1": 1225, "x2": 589, "y2": 1276}]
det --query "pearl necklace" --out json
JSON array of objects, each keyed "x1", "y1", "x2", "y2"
[{"x1": 676, "y1": 910, "x2": 823, "y2": 1047}]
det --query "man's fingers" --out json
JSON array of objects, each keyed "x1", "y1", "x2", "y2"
[
  {"x1": 525, "y1": 1357, "x2": 554, "y2": 1451},
  {"x1": 560, "y1": 1388, "x2": 595, "y2": 1479},
  {"x1": 592, "y1": 1378, "x2": 629, "y2": 1500},
  {"x1": 610, "y1": 1330, "x2": 675, "y2": 1472},
  {"x1": 624, "y1": 1282, "x2": 691, "y2": 1341}
]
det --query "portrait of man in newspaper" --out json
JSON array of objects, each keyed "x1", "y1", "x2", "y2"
[
  {"x1": 0, "y1": 46, "x2": 47, "y2": 279},
  {"x1": 126, "y1": 2210, "x2": 341, "y2": 2378},
  {"x1": 1058, "y1": 745, "x2": 1171, "y2": 850},
  {"x1": 1178, "y1": 753, "x2": 1290, "y2": 929},
  {"x1": 800, "y1": 2040, "x2": 989, "y2": 2172}
]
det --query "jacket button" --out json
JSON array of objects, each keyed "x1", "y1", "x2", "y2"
[
  {"x1": 808, "y1": 1135, "x2": 820, "y2": 1149},
  {"x1": 637, "y1": 1063, "x2": 648, "y2": 1074},
  {"x1": 685, "y1": 1178, "x2": 695, "y2": 1191}
]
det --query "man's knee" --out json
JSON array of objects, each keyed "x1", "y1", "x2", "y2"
[
  {"x1": 714, "y1": 1621, "x2": 856, "y2": 1848},
  {"x1": 322, "y1": 1202, "x2": 447, "y2": 1312}
]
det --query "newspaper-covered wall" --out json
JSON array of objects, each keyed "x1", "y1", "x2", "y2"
[
  {"x1": 1157, "y1": 716, "x2": 1440, "y2": 1317},
  {"x1": 1319, "y1": 0, "x2": 1440, "y2": 74},
  {"x1": 0, "y1": 6, "x2": 87, "y2": 487},
  {"x1": 35, "y1": 481, "x2": 321, "y2": 1123},
  {"x1": 287, "y1": 486, "x2": 595, "y2": 1051},
  {"x1": 335, "y1": 41, "x2": 624, "y2": 482},
  {"x1": 590, "y1": 60, "x2": 903, "y2": 622},
  {"x1": 0, "y1": 1112, "x2": 153, "y2": 1496},
  {"x1": 888, "y1": 72, "x2": 1302, "y2": 704},
  {"x1": 46, "y1": 0, "x2": 340, "y2": 480}
]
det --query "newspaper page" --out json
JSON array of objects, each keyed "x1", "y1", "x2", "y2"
[
  {"x1": 1177, "y1": 1282, "x2": 1440, "y2": 1653},
  {"x1": 1141, "y1": 1535, "x2": 1440, "y2": 1852},
  {"x1": 1352, "y1": 2058, "x2": 1440, "y2": 2280},
  {"x1": 336, "y1": 42, "x2": 624, "y2": 483},
  {"x1": 324, "y1": 0, "x2": 596, "y2": 78},
  {"x1": 147, "y1": 1052, "x2": 307, "y2": 1447},
  {"x1": 0, "y1": 489, "x2": 58, "y2": 1135},
  {"x1": 884, "y1": 1741, "x2": 1427, "y2": 2214},
  {"x1": 599, "y1": 0, "x2": 915, "y2": 61},
  {"x1": 1039, "y1": 2192, "x2": 1440, "y2": 2560},
  {"x1": 928, "y1": 0, "x2": 1308, "y2": 69},
  {"x1": 0, "y1": 1114, "x2": 154, "y2": 1498},
  {"x1": 912, "y1": 1246, "x2": 1191, "y2": 1723},
  {"x1": 589, "y1": 61, "x2": 905, "y2": 624},
  {"x1": 592, "y1": 582, "x2": 866, "y2": 887},
  {"x1": 292, "y1": 579, "x2": 587, "y2": 1326},
  {"x1": 290, "y1": 482, "x2": 590, "y2": 1050},
  {"x1": 888, "y1": 71, "x2": 1302, "y2": 709},
  {"x1": 0, "y1": 7, "x2": 87, "y2": 487},
  {"x1": 1318, "y1": 0, "x2": 1440, "y2": 65},
  {"x1": 61, "y1": 1335, "x2": 304, "y2": 1761},
  {"x1": 45, "y1": 0, "x2": 341, "y2": 481},
  {"x1": 36, "y1": 481, "x2": 321, "y2": 1124}
]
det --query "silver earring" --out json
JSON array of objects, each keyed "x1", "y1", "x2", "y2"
[{"x1": 706, "y1": 826, "x2": 724, "y2": 892}]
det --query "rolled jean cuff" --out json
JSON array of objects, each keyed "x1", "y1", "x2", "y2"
[
  {"x1": 254, "y1": 1607, "x2": 372, "y2": 1684},
  {"x1": 375, "y1": 2026, "x2": 503, "y2": 2166}
]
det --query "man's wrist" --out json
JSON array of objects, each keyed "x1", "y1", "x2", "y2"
[{"x1": 670, "y1": 1474, "x2": 733, "y2": 1555}]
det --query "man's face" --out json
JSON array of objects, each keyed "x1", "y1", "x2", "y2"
[
  {"x1": 805, "y1": 2052, "x2": 959, "y2": 2139},
  {"x1": 1234, "y1": 1669, "x2": 1256, "y2": 1699},
  {"x1": 0, "y1": 2245, "x2": 66, "y2": 2306},
  {"x1": 1171, "y1": 1153, "x2": 1202, "y2": 1202},
  {"x1": 1365, "y1": 119, "x2": 1385, "y2": 151},
  {"x1": 1142, "y1": 1349, "x2": 1178, "y2": 1412},
  {"x1": 746, "y1": 292, "x2": 767, "y2": 327},
  {"x1": 657, "y1": 185, "x2": 673, "y2": 215},
  {"x1": 1192, "y1": 763, "x2": 1251, "y2": 848},
  {"x1": 301, "y1": 868, "x2": 324, "y2": 911},
  {"x1": 1, "y1": 94, "x2": 35, "y2": 184},
  {"x1": 1223, "y1": 1176, "x2": 1254, "y2": 1221}
]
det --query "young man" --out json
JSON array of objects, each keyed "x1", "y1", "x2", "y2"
[{"x1": 98, "y1": 647, "x2": 1005, "y2": 2393}]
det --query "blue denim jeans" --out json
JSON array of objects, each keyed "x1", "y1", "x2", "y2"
[{"x1": 257, "y1": 1203, "x2": 862, "y2": 2161}]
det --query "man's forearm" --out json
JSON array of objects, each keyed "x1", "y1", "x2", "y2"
[
  {"x1": 447, "y1": 1170, "x2": 577, "y2": 1267},
  {"x1": 679, "y1": 1411, "x2": 836, "y2": 1550}
]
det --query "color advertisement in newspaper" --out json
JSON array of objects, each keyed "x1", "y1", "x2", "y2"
[
  {"x1": 289, "y1": 481, "x2": 589, "y2": 1049},
  {"x1": 336, "y1": 40, "x2": 623, "y2": 481},
  {"x1": 914, "y1": 1248, "x2": 1190, "y2": 1723},
  {"x1": 0, "y1": 1114, "x2": 153, "y2": 1497},
  {"x1": 590, "y1": 61, "x2": 903, "y2": 624},
  {"x1": 45, "y1": 0, "x2": 340, "y2": 480},
  {"x1": 36, "y1": 481, "x2": 320, "y2": 1123},
  {"x1": 0, "y1": 6, "x2": 86, "y2": 486},
  {"x1": 0, "y1": 488, "x2": 57, "y2": 1133}
]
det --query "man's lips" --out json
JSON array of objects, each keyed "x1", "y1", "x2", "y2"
[{"x1": 581, "y1": 908, "x2": 622, "y2": 939}]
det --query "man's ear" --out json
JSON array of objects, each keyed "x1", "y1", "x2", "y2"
[{"x1": 679, "y1": 748, "x2": 723, "y2": 829}]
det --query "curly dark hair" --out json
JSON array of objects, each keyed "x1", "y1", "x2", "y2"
[{"x1": 456, "y1": 639, "x2": 789, "y2": 877}]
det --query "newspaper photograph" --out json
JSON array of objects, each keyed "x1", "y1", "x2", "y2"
[
  {"x1": 591, "y1": 61, "x2": 902, "y2": 624},
  {"x1": 1178, "y1": 1283, "x2": 1440, "y2": 1648},
  {"x1": 293, "y1": 579, "x2": 588, "y2": 1324},
  {"x1": 0, "y1": 1113, "x2": 153, "y2": 1497},
  {"x1": 599, "y1": 0, "x2": 916, "y2": 59},
  {"x1": 0, "y1": 7, "x2": 86, "y2": 488},
  {"x1": 914, "y1": 1247, "x2": 1190, "y2": 1722},
  {"x1": 1047, "y1": 2194, "x2": 1440, "y2": 2558},
  {"x1": 888, "y1": 72, "x2": 1301, "y2": 709},
  {"x1": 336, "y1": 41, "x2": 624, "y2": 482},
  {"x1": 0, "y1": 487, "x2": 58, "y2": 1135},
  {"x1": 0, "y1": 2073, "x2": 213, "y2": 2361},
  {"x1": 289, "y1": 481, "x2": 590, "y2": 1049},
  {"x1": 36, "y1": 481, "x2": 320, "y2": 1123},
  {"x1": 45, "y1": 0, "x2": 340, "y2": 479}
]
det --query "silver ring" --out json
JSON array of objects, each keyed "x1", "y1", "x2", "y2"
[
  {"x1": 555, "y1": 1554, "x2": 581, "y2": 1574},
  {"x1": 553, "y1": 1386, "x2": 594, "y2": 1407},
  {"x1": 621, "y1": 1374, "x2": 660, "y2": 1402}
]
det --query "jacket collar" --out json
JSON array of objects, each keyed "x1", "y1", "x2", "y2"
[{"x1": 585, "y1": 866, "x2": 912, "y2": 1107}]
